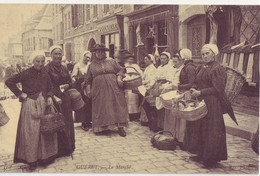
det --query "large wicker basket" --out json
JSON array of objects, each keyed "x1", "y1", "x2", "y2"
[
  {"x1": 225, "y1": 66, "x2": 246, "y2": 103},
  {"x1": 160, "y1": 89, "x2": 187, "y2": 110},
  {"x1": 123, "y1": 66, "x2": 142, "y2": 90},
  {"x1": 151, "y1": 131, "x2": 176, "y2": 151},
  {"x1": 173, "y1": 100, "x2": 208, "y2": 121}
]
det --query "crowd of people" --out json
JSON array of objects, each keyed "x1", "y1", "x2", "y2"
[{"x1": 5, "y1": 43, "x2": 238, "y2": 170}]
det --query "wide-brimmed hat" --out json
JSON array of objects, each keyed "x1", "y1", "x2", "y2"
[
  {"x1": 118, "y1": 49, "x2": 135, "y2": 59},
  {"x1": 91, "y1": 44, "x2": 109, "y2": 52}
]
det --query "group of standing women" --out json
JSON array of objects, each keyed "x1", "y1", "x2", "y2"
[
  {"x1": 5, "y1": 42, "x2": 236, "y2": 170},
  {"x1": 121, "y1": 44, "x2": 236, "y2": 168}
]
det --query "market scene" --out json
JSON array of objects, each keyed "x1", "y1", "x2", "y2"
[{"x1": 0, "y1": 4, "x2": 259, "y2": 174}]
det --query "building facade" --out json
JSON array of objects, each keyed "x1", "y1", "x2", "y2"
[
  {"x1": 126, "y1": 5, "x2": 179, "y2": 65},
  {"x1": 22, "y1": 5, "x2": 53, "y2": 63},
  {"x1": 53, "y1": 4, "x2": 134, "y2": 62},
  {"x1": 8, "y1": 36, "x2": 23, "y2": 66}
]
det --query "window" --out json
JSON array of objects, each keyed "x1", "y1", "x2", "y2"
[
  {"x1": 85, "y1": 4, "x2": 90, "y2": 21},
  {"x1": 64, "y1": 14, "x2": 67, "y2": 31},
  {"x1": 93, "y1": 5, "x2": 98, "y2": 18},
  {"x1": 68, "y1": 12, "x2": 71, "y2": 29},
  {"x1": 78, "y1": 5, "x2": 84, "y2": 25},
  {"x1": 115, "y1": 4, "x2": 123, "y2": 9},
  {"x1": 104, "y1": 4, "x2": 109, "y2": 14}
]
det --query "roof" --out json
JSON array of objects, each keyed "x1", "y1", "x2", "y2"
[{"x1": 34, "y1": 17, "x2": 52, "y2": 30}]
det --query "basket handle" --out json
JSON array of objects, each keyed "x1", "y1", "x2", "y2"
[
  {"x1": 44, "y1": 104, "x2": 62, "y2": 115},
  {"x1": 155, "y1": 130, "x2": 174, "y2": 137},
  {"x1": 124, "y1": 66, "x2": 141, "y2": 75}
]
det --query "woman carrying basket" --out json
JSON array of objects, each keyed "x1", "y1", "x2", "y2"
[
  {"x1": 163, "y1": 49, "x2": 193, "y2": 150},
  {"x1": 123, "y1": 50, "x2": 143, "y2": 122},
  {"x1": 5, "y1": 51, "x2": 58, "y2": 170},
  {"x1": 190, "y1": 44, "x2": 237, "y2": 168}
]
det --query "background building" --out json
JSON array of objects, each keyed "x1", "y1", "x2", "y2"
[{"x1": 22, "y1": 5, "x2": 53, "y2": 63}]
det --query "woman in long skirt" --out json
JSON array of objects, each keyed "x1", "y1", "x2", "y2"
[
  {"x1": 85, "y1": 44, "x2": 128, "y2": 137},
  {"x1": 190, "y1": 44, "x2": 237, "y2": 167},
  {"x1": 5, "y1": 52, "x2": 57, "y2": 170},
  {"x1": 44, "y1": 45, "x2": 76, "y2": 157},
  {"x1": 71, "y1": 51, "x2": 92, "y2": 131}
]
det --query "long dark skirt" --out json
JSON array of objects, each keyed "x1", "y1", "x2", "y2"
[
  {"x1": 55, "y1": 91, "x2": 75, "y2": 157},
  {"x1": 197, "y1": 96, "x2": 227, "y2": 162},
  {"x1": 142, "y1": 100, "x2": 164, "y2": 132},
  {"x1": 183, "y1": 120, "x2": 201, "y2": 154}
]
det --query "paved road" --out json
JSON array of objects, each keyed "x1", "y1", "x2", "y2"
[{"x1": 0, "y1": 98, "x2": 259, "y2": 174}]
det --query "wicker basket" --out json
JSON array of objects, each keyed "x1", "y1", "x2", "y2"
[
  {"x1": 123, "y1": 66, "x2": 142, "y2": 90},
  {"x1": 160, "y1": 89, "x2": 183, "y2": 110},
  {"x1": 0, "y1": 103, "x2": 9, "y2": 127},
  {"x1": 173, "y1": 99, "x2": 208, "y2": 121},
  {"x1": 225, "y1": 67, "x2": 246, "y2": 103},
  {"x1": 151, "y1": 131, "x2": 176, "y2": 151}
]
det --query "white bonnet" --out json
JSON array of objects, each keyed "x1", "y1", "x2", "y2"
[{"x1": 202, "y1": 44, "x2": 219, "y2": 55}]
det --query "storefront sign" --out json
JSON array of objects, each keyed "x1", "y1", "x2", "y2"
[{"x1": 98, "y1": 23, "x2": 119, "y2": 34}]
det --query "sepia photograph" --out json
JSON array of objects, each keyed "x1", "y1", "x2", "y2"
[{"x1": 0, "y1": 1, "x2": 259, "y2": 174}]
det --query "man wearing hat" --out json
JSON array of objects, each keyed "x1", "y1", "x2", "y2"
[{"x1": 85, "y1": 44, "x2": 128, "y2": 137}]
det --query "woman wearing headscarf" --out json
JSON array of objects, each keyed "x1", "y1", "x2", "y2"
[
  {"x1": 85, "y1": 44, "x2": 128, "y2": 137},
  {"x1": 190, "y1": 44, "x2": 237, "y2": 167},
  {"x1": 123, "y1": 51, "x2": 143, "y2": 121},
  {"x1": 156, "y1": 51, "x2": 173, "y2": 82},
  {"x1": 5, "y1": 51, "x2": 58, "y2": 170},
  {"x1": 44, "y1": 45, "x2": 75, "y2": 157},
  {"x1": 163, "y1": 49, "x2": 191, "y2": 150},
  {"x1": 142, "y1": 53, "x2": 164, "y2": 132},
  {"x1": 171, "y1": 49, "x2": 198, "y2": 152},
  {"x1": 71, "y1": 51, "x2": 92, "y2": 131}
]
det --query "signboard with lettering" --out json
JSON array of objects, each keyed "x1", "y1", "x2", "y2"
[{"x1": 98, "y1": 23, "x2": 119, "y2": 35}]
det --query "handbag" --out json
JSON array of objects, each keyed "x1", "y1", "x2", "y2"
[{"x1": 40, "y1": 105, "x2": 65, "y2": 134}]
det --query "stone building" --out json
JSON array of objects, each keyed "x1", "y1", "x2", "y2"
[
  {"x1": 22, "y1": 5, "x2": 53, "y2": 63},
  {"x1": 53, "y1": 4, "x2": 134, "y2": 63}
]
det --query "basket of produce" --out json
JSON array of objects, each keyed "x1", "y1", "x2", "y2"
[
  {"x1": 225, "y1": 66, "x2": 246, "y2": 103},
  {"x1": 160, "y1": 89, "x2": 192, "y2": 110},
  {"x1": 172, "y1": 99, "x2": 208, "y2": 121},
  {"x1": 151, "y1": 131, "x2": 176, "y2": 151},
  {"x1": 123, "y1": 66, "x2": 142, "y2": 90}
]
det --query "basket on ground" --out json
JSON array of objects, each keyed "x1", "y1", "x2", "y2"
[
  {"x1": 151, "y1": 131, "x2": 176, "y2": 150},
  {"x1": 123, "y1": 66, "x2": 142, "y2": 89}
]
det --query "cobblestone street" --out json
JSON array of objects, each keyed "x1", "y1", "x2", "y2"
[{"x1": 0, "y1": 99, "x2": 259, "y2": 174}]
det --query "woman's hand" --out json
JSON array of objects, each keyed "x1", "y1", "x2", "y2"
[
  {"x1": 47, "y1": 97, "x2": 53, "y2": 106},
  {"x1": 117, "y1": 76, "x2": 124, "y2": 88},
  {"x1": 19, "y1": 92, "x2": 28, "y2": 101},
  {"x1": 85, "y1": 85, "x2": 91, "y2": 98},
  {"x1": 53, "y1": 95, "x2": 62, "y2": 105},
  {"x1": 190, "y1": 88, "x2": 201, "y2": 98}
]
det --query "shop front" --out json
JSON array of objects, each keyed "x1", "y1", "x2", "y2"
[
  {"x1": 126, "y1": 5, "x2": 179, "y2": 66},
  {"x1": 97, "y1": 15, "x2": 124, "y2": 58}
]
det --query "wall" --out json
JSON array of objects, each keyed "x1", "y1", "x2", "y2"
[{"x1": 178, "y1": 5, "x2": 205, "y2": 49}]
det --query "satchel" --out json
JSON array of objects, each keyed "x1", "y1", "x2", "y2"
[{"x1": 40, "y1": 105, "x2": 65, "y2": 134}]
